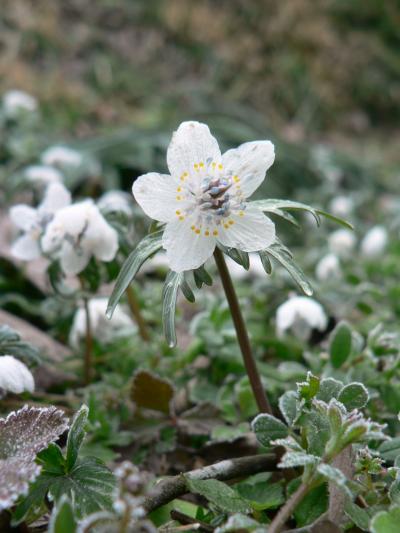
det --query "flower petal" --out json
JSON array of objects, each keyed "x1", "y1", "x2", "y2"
[
  {"x1": 11, "y1": 235, "x2": 41, "y2": 261},
  {"x1": 84, "y1": 212, "x2": 119, "y2": 262},
  {"x1": 132, "y1": 172, "x2": 184, "y2": 223},
  {"x1": 162, "y1": 215, "x2": 216, "y2": 272},
  {"x1": 9, "y1": 205, "x2": 37, "y2": 231},
  {"x1": 222, "y1": 141, "x2": 275, "y2": 198},
  {"x1": 167, "y1": 121, "x2": 221, "y2": 181},
  {"x1": 60, "y1": 242, "x2": 90, "y2": 275},
  {"x1": 217, "y1": 207, "x2": 275, "y2": 252},
  {"x1": 40, "y1": 182, "x2": 71, "y2": 213}
]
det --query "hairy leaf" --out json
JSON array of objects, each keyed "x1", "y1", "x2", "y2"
[
  {"x1": 329, "y1": 322, "x2": 352, "y2": 369},
  {"x1": 186, "y1": 477, "x2": 250, "y2": 514},
  {"x1": 338, "y1": 383, "x2": 369, "y2": 411},
  {"x1": 252, "y1": 413, "x2": 288, "y2": 447}
]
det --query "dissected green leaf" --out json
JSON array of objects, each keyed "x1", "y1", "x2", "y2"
[
  {"x1": 252, "y1": 413, "x2": 288, "y2": 447},
  {"x1": 66, "y1": 405, "x2": 89, "y2": 471},
  {"x1": 106, "y1": 230, "x2": 163, "y2": 319},
  {"x1": 185, "y1": 477, "x2": 250, "y2": 514},
  {"x1": 329, "y1": 321, "x2": 352, "y2": 369},
  {"x1": 220, "y1": 246, "x2": 250, "y2": 270},
  {"x1": 162, "y1": 270, "x2": 183, "y2": 348},
  {"x1": 0, "y1": 325, "x2": 41, "y2": 365},
  {"x1": 131, "y1": 370, "x2": 175, "y2": 414}
]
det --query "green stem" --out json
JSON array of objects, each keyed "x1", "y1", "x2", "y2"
[
  {"x1": 83, "y1": 297, "x2": 93, "y2": 385},
  {"x1": 213, "y1": 248, "x2": 272, "y2": 414},
  {"x1": 126, "y1": 284, "x2": 151, "y2": 341}
]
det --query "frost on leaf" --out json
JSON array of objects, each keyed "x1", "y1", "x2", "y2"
[{"x1": 0, "y1": 405, "x2": 68, "y2": 510}]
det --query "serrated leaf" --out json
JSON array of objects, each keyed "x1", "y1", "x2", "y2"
[
  {"x1": 279, "y1": 390, "x2": 298, "y2": 425},
  {"x1": 162, "y1": 270, "x2": 183, "y2": 347},
  {"x1": 0, "y1": 406, "x2": 68, "y2": 511},
  {"x1": 370, "y1": 506, "x2": 400, "y2": 533},
  {"x1": 185, "y1": 477, "x2": 250, "y2": 514},
  {"x1": 265, "y1": 242, "x2": 313, "y2": 295},
  {"x1": 344, "y1": 501, "x2": 370, "y2": 531},
  {"x1": 317, "y1": 378, "x2": 343, "y2": 402},
  {"x1": 131, "y1": 370, "x2": 175, "y2": 414},
  {"x1": 49, "y1": 496, "x2": 78, "y2": 533},
  {"x1": 106, "y1": 230, "x2": 163, "y2": 319},
  {"x1": 338, "y1": 383, "x2": 369, "y2": 411},
  {"x1": 252, "y1": 413, "x2": 288, "y2": 447},
  {"x1": 66, "y1": 405, "x2": 89, "y2": 471},
  {"x1": 193, "y1": 265, "x2": 213, "y2": 289},
  {"x1": 329, "y1": 322, "x2": 352, "y2": 369},
  {"x1": 279, "y1": 452, "x2": 320, "y2": 469}
]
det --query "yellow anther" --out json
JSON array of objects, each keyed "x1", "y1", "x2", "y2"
[
  {"x1": 195, "y1": 228, "x2": 200, "y2": 234},
  {"x1": 194, "y1": 163, "x2": 199, "y2": 169},
  {"x1": 212, "y1": 162, "x2": 216, "y2": 168},
  {"x1": 179, "y1": 216, "x2": 185, "y2": 221},
  {"x1": 180, "y1": 175, "x2": 185, "y2": 181},
  {"x1": 199, "y1": 162, "x2": 204, "y2": 168},
  {"x1": 191, "y1": 225, "x2": 195, "y2": 230},
  {"x1": 224, "y1": 224, "x2": 229, "y2": 229},
  {"x1": 176, "y1": 210, "x2": 181, "y2": 215},
  {"x1": 177, "y1": 186, "x2": 182, "y2": 192},
  {"x1": 228, "y1": 219, "x2": 234, "y2": 225},
  {"x1": 233, "y1": 175, "x2": 240, "y2": 183},
  {"x1": 218, "y1": 163, "x2": 223, "y2": 170},
  {"x1": 239, "y1": 211, "x2": 244, "y2": 217},
  {"x1": 176, "y1": 195, "x2": 182, "y2": 201},
  {"x1": 213, "y1": 230, "x2": 218, "y2": 236},
  {"x1": 205, "y1": 230, "x2": 210, "y2": 236}
]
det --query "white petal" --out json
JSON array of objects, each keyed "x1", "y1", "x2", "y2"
[
  {"x1": 60, "y1": 243, "x2": 90, "y2": 275},
  {"x1": 11, "y1": 234, "x2": 41, "y2": 261},
  {"x1": 24, "y1": 165, "x2": 63, "y2": 185},
  {"x1": 132, "y1": 172, "x2": 185, "y2": 223},
  {"x1": 84, "y1": 212, "x2": 119, "y2": 261},
  {"x1": 162, "y1": 215, "x2": 216, "y2": 272},
  {"x1": 217, "y1": 207, "x2": 275, "y2": 252},
  {"x1": 0, "y1": 355, "x2": 34, "y2": 394},
  {"x1": 167, "y1": 121, "x2": 221, "y2": 180},
  {"x1": 9, "y1": 205, "x2": 37, "y2": 231},
  {"x1": 222, "y1": 141, "x2": 275, "y2": 198},
  {"x1": 40, "y1": 182, "x2": 71, "y2": 213}
]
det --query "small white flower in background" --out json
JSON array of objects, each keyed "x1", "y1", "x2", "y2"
[
  {"x1": 360, "y1": 225, "x2": 388, "y2": 258},
  {"x1": 69, "y1": 298, "x2": 134, "y2": 348},
  {"x1": 2, "y1": 90, "x2": 38, "y2": 117},
  {"x1": 329, "y1": 196, "x2": 353, "y2": 218},
  {"x1": 10, "y1": 182, "x2": 71, "y2": 261},
  {"x1": 132, "y1": 121, "x2": 276, "y2": 272},
  {"x1": 41, "y1": 200, "x2": 119, "y2": 275},
  {"x1": 328, "y1": 228, "x2": 356, "y2": 258},
  {"x1": 24, "y1": 165, "x2": 63, "y2": 186},
  {"x1": 98, "y1": 190, "x2": 132, "y2": 216},
  {"x1": 0, "y1": 355, "x2": 34, "y2": 394},
  {"x1": 315, "y1": 253, "x2": 342, "y2": 281},
  {"x1": 41, "y1": 145, "x2": 83, "y2": 169},
  {"x1": 276, "y1": 296, "x2": 328, "y2": 340}
]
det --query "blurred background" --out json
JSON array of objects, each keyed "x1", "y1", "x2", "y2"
[{"x1": 1, "y1": 0, "x2": 399, "y2": 198}]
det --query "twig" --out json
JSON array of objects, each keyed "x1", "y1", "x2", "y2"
[
  {"x1": 328, "y1": 446, "x2": 353, "y2": 526},
  {"x1": 268, "y1": 480, "x2": 312, "y2": 533},
  {"x1": 170, "y1": 509, "x2": 214, "y2": 532},
  {"x1": 143, "y1": 453, "x2": 275, "y2": 514},
  {"x1": 126, "y1": 284, "x2": 151, "y2": 341},
  {"x1": 214, "y1": 248, "x2": 272, "y2": 414}
]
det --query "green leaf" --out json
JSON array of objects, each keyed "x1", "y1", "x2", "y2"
[
  {"x1": 389, "y1": 474, "x2": 400, "y2": 504},
  {"x1": 180, "y1": 276, "x2": 196, "y2": 303},
  {"x1": 237, "y1": 480, "x2": 284, "y2": 511},
  {"x1": 193, "y1": 265, "x2": 213, "y2": 289},
  {"x1": 220, "y1": 246, "x2": 250, "y2": 270},
  {"x1": 279, "y1": 452, "x2": 320, "y2": 469},
  {"x1": 297, "y1": 372, "x2": 320, "y2": 401},
  {"x1": 338, "y1": 383, "x2": 369, "y2": 411},
  {"x1": 162, "y1": 271, "x2": 183, "y2": 348},
  {"x1": 251, "y1": 414, "x2": 288, "y2": 447},
  {"x1": 37, "y1": 444, "x2": 65, "y2": 475},
  {"x1": 371, "y1": 506, "x2": 400, "y2": 533},
  {"x1": 258, "y1": 250, "x2": 272, "y2": 274},
  {"x1": 279, "y1": 390, "x2": 298, "y2": 426},
  {"x1": 264, "y1": 242, "x2": 313, "y2": 296},
  {"x1": 344, "y1": 501, "x2": 370, "y2": 531},
  {"x1": 185, "y1": 477, "x2": 250, "y2": 514},
  {"x1": 215, "y1": 514, "x2": 263, "y2": 532},
  {"x1": 317, "y1": 464, "x2": 352, "y2": 498},
  {"x1": 293, "y1": 484, "x2": 328, "y2": 527},
  {"x1": 317, "y1": 378, "x2": 343, "y2": 402},
  {"x1": 379, "y1": 438, "x2": 400, "y2": 462},
  {"x1": 66, "y1": 406, "x2": 89, "y2": 472},
  {"x1": 329, "y1": 322, "x2": 352, "y2": 369},
  {"x1": 106, "y1": 230, "x2": 163, "y2": 319},
  {"x1": 48, "y1": 496, "x2": 78, "y2": 533}
]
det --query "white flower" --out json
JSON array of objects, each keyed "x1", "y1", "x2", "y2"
[
  {"x1": 69, "y1": 298, "x2": 134, "y2": 348},
  {"x1": 24, "y1": 165, "x2": 63, "y2": 186},
  {"x1": 360, "y1": 225, "x2": 388, "y2": 258},
  {"x1": 41, "y1": 200, "x2": 119, "y2": 275},
  {"x1": 276, "y1": 296, "x2": 328, "y2": 340},
  {"x1": 132, "y1": 121, "x2": 276, "y2": 272},
  {"x1": 328, "y1": 229, "x2": 356, "y2": 258},
  {"x1": 329, "y1": 196, "x2": 353, "y2": 218},
  {"x1": 0, "y1": 356, "x2": 34, "y2": 394},
  {"x1": 315, "y1": 253, "x2": 342, "y2": 281},
  {"x1": 97, "y1": 190, "x2": 132, "y2": 216},
  {"x1": 2, "y1": 90, "x2": 38, "y2": 117},
  {"x1": 10, "y1": 182, "x2": 71, "y2": 261},
  {"x1": 41, "y1": 145, "x2": 83, "y2": 169}
]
